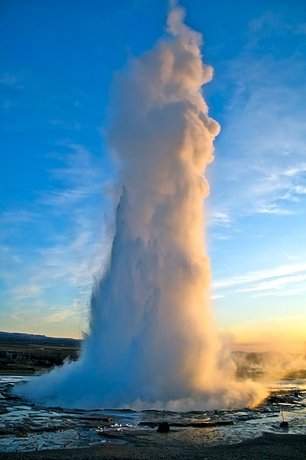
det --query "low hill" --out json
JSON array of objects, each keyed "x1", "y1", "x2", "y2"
[{"x1": 0, "y1": 331, "x2": 82, "y2": 375}]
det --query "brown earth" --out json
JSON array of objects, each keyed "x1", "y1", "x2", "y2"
[{"x1": 0, "y1": 332, "x2": 80, "y2": 375}]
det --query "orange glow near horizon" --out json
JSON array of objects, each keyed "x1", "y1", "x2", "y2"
[{"x1": 222, "y1": 316, "x2": 306, "y2": 353}]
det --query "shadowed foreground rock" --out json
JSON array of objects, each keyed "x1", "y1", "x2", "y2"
[
  {"x1": 157, "y1": 421, "x2": 170, "y2": 433},
  {"x1": 0, "y1": 435, "x2": 305, "y2": 460}
]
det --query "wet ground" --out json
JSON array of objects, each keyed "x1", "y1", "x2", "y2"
[{"x1": 0, "y1": 376, "x2": 305, "y2": 453}]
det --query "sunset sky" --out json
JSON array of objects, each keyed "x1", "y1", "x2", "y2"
[{"x1": 1, "y1": 0, "x2": 306, "y2": 349}]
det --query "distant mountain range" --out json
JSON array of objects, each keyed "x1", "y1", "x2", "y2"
[{"x1": 0, "y1": 331, "x2": 81, "y2": 347}]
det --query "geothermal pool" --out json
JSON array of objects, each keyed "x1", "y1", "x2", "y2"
[{"x1": 1, "y1": 376, "x2": 305, "y2": 453}]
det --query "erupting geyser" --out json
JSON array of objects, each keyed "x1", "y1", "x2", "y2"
[{"x1": 15, "y1": 6, "x2": 266, "y2": 410}]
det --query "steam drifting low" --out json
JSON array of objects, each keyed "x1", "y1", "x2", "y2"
[{"x1": 15, "y1": 7, "x2": 265, "y2": 410}]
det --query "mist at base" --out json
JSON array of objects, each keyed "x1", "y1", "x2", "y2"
[{"x1": 14, "y1": 6, "x2": 267, "y2": 410}]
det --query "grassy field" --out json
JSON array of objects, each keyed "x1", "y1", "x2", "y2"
[{"x1": 0, "y1": 332, "x2": 81, "y2": 374}]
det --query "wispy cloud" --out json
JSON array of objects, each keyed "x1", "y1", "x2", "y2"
[
  {"x1": 283, "y1": 164, "x2": 306, "y2": 178},
  {"x1": 41, "y1": 186, "x2": 100, "y2": 207},
  {"x1": 0, "y1": 246, "x2": 22, "y2": 283},
  {"x1": 248, "y1": 11, "x2": 306, "y2": 39},
  {"x1": 1, "y1": 142, "x2": 110, "y2": 335},
  {"x1": 255, "y1": 203, "x2": 293, "y2": 216},
  {"x1": 0, "y1": 72, "x2": 24, "y2": 89},
  {"x1": 3, "y1": 212, "x2": 110, "y2": 324},
  {"x1": 0, "y1": 210, "x2": 37, "y2": 225},
  {"x1": 209, "y1": 10, "x2": 306, "y2": 225},
  {"x1": 238, "y1": 273, "x2": 306, "y2": 293},
  {"x1": 209, "y1": 210, "x2": 232, "y2": 227},
  {"x1": 212, "y1": 294, "x2": 225, "y2": 300},
  {"x1": 9, "y1": 284, "x2": 43, "y2": 300},
  {"x1": 44, "y1": 307, "x2": 76, "y2": 325},
  {"x1": 214, "y1": 263, "x2": 306, "y2": 290},
  {"x1": 293, "y1": 185, "x2": 306, "y2": 195},
  {"x1": 41, "y1": 143, "x2": 103, "y2": 208},
  {"x1": 2, "y1": 301, "x2": 81, "y2": 337}
]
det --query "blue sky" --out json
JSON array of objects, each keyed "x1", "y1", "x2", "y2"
[{"x1": 1, "y1": 0, "x2": 306, "y2": 348}]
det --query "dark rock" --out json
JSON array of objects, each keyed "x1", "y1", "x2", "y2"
[
  {"x1": 157, "y1": 422, "x2": 170, "y2": 433},
  {"x1": 140, "y1": 420, "x2": 233, "y2": 429},
  {"x1": 280, "y1": 421, "x2": 289, "y2": 429}
]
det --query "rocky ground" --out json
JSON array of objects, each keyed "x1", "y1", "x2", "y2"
[{"x1": 0, "y1": 434, "x2": 305, "y2": 459}]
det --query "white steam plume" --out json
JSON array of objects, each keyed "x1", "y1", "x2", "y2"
[{"x1": 14, "y1": 6, "x2": 265, "y2": 410}]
